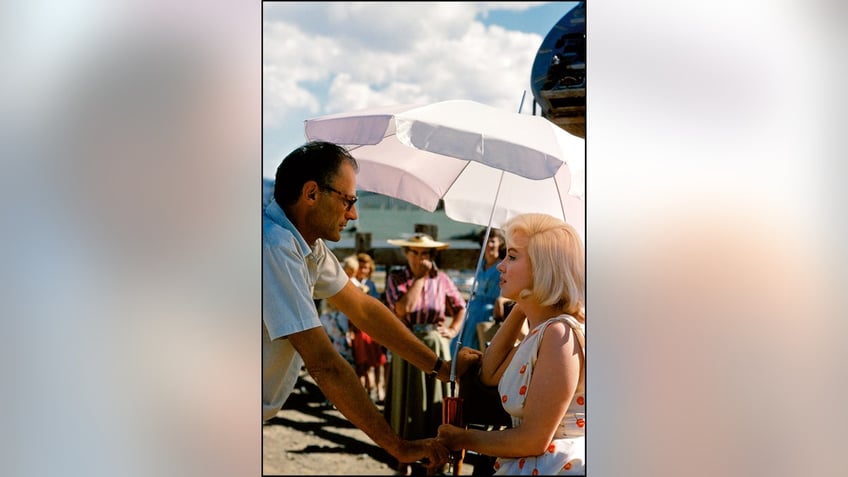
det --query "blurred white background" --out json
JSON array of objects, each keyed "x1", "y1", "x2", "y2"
[{"x1": 1, "y1": 1, "x2": 845, "y2": 476}]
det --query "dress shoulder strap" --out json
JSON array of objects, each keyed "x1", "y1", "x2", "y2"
[{"x1": 552, "y1": 315, "x2": 585, "y2": 394}]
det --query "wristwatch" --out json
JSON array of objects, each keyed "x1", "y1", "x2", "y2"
[{"x1": 428, "y1": 357, "x2": 444, "y2": 377}]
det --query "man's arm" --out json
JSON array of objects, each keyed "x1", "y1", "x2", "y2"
[
  {"x1": 287, "y1": 325, "x2": 449, "y2": 468},
  {"x1": 328, "y1": 281, "x2": 481, "y2": 381}
]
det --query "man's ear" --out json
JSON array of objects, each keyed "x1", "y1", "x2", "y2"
[{"x1": 302, "y1": 181, "x2": 320, "y2": 202}]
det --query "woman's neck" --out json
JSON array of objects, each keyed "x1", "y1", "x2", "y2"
[{"x1": 517, "y1": 299, "x2": 562, "y2": 329}]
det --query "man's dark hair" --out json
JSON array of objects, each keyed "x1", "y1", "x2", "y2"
[{"x1": 273, "y1": 141, "x2": 358, "y2": 207}]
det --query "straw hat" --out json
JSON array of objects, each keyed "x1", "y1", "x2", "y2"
[{"x1": 387, "y1": 233, "x2": 450, "y2": 250}]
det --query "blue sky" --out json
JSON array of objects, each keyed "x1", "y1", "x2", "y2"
[
  {"x1": 478, "y1": 2, "x2": 578, "y2": 31},
  {"x1": 263, "y1": 1, "x2": 580, "y2": 179}
]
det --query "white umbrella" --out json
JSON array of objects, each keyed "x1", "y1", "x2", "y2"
[
  {"x1": 303, "y1": 99, "x2": 585, "y2": 237},
  {"x1": 303, "y1": 99, "x2": 585, "y2": 392}
]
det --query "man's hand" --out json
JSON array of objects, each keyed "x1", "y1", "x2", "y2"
[
  {"x1": 437, "y1": 346, "x2": 482, "y2": 382},
  {"x1": 395, "y1": 437, "x2": 450, "y2": 472}
]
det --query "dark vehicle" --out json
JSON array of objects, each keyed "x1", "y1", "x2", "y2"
[
  {"x1": 544, "y1": 31, "x2": 586, "y2": 90},
  {"x1": 530, "y1": 1, "x2": 586, "y2": 138}
]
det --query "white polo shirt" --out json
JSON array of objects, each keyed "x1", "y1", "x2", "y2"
[{"x1": 262, "y1": 200, "x2": 347, "y2": 421}]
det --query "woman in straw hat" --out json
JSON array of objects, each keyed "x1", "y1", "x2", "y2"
[{"x1": 384, "y1": 233, "x2": 467, "y2": 475}]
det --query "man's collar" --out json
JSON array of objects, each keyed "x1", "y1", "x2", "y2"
[{"x1": 265, "y1": 200, "x2": 312, "y2": 258}]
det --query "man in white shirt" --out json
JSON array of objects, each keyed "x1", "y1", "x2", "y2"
[{"x1": 263, "y1": 141, "x2": 480, "y2": 471}]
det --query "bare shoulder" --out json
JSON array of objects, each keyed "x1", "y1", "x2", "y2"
[
  {"x1": 537, "y1": 319, "x2": 582, "y2": 371},
  {"x1": 538, "y1": 319, "x2": 577, "y2": 349},
  {"x1": 542, "y1": 319, "x2": 571, "y2": 338}
]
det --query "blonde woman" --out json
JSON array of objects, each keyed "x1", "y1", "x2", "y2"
[
  {"x1": 351, "y1": 252, "x2": 388, "y2": 403},
  {"x1": 437, "y1": 213, "x2": 585, "y2": 475}
]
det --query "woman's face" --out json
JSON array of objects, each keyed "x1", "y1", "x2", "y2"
[
  {"x1": 357, "y1": 261, "x2": 372, "y2": 280},
  {"x1": 484, "y1": 236, "x2": 503, "y2": 263},
  {"x1": 496, "y1": 232, "x2": 532, "y2": 301},
  {"x1": 405, "y1": 247, "x2": 433, "y2": 275},
  {"x1": 406, "y1": 247, "x2": 432, "y2": 262}
]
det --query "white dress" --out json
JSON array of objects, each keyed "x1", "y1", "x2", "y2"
[{"x1": 493, "y1": 315, "x2": 586, "y2": 475}]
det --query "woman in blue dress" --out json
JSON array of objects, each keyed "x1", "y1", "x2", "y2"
[{"x1": 451, "y1": 228, "x2": 505, "y2": 353}]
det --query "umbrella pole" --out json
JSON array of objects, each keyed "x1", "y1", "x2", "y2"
[
  {"x1": 448, "y1": 169, "x2": 506, "y2": 391},
  {"x1": 449, "y1": 91, "x2": 523, "y2": 391}
]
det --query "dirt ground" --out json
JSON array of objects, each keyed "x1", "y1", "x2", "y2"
[{"x1": 262, "y1": 370, "x2": 481, "y2": 476}]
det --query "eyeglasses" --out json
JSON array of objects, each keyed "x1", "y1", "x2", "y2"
[{"x1": 321, "y1": 184, "x2": 358, "y2": 211}]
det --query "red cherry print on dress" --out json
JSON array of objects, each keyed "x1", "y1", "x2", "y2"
[
  {"x1": 494, "y1": 461, "x2": 501, "y2": 470},
  {"x1": 502, "y1": 394, "x2": 508, "y2": 403},
  {"x1": 576, "y1": 418, "x2": 585, "y2": 428},
  {"x1": 548, "y1": 444, "x2": 555, "y2": 453},
  {"x1": 520, "y1": 364, "x2": 527, "y2": 374},
  {"x1": 518, "y1": 458, "x2": 525, "y2": 469},
  {"x1": 576, "y1": 396, "x2": 584, "y2": 406},
  {"x1": 532, "y1": 469, "x2": 539, "y2": 475},
  {"x1": 564, "y1": 462, "x2": 572, "y2": 470},
  {"x1": 519, "y1": 385, "x2": 527, "y2": 395}
]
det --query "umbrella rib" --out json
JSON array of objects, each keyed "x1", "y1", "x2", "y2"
[
  {"x1": 441, "y1": 160, "x2": 474, "y2": 193},
  {"x1": 554, "y1": 174, "x2": 567, "y2": 220}
]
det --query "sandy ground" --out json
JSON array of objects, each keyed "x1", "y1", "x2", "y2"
[{"x1": 263, "y1": 370, "x2": 480, "y2": 476}]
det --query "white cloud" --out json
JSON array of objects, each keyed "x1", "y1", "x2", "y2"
[
  {"x1": 264, "y1": 3, "x2": 479, "y2": 51},
  {"x1": 262, "y1": 2, "x2": 548, "y2": 177},
  {"x1": 262, "y1": 20, "x2": 338, "y2": 126},
  {"x1": 478, "y1": 2, "x2": 549, "y2": 13}
]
